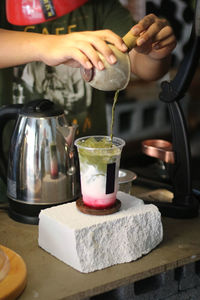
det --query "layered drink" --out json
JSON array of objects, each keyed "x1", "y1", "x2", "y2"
[{"x1": 75, "y1": 136, "x2": 125, "y2": 209}]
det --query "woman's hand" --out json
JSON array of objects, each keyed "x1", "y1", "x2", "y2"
[
  {"x1": 127, "y1": 13, "x2": 177, "y2": 80},
  {"x1": 131, "y1": 13, "x2": 177, "y2": 60},
  {"x1": 39, "y1": 30, "x2": 128, "y2": 70}
]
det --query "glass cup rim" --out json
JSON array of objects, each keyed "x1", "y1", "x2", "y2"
[
  {"x1": 118, "y1": 169, "x2": 137, "y2": 184},
  {"x1": 74, "y1": 135, "x2": 125, "y2": 150}
]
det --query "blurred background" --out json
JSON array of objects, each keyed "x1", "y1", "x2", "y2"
[{"x1": 106, "y1": 0, "x2": 200, "y2": 189}]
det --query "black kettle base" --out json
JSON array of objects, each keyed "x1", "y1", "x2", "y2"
[
  {"x1": 9, "y1": 207, "x2": 39, "y2": 225},
  {"x1": 8, "y1": 199, "x2": 66, "y2": 225}
]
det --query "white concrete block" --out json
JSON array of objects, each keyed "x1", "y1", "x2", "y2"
[{"x1": 38, "y1": 191, "x2": 163, "y2": 273}]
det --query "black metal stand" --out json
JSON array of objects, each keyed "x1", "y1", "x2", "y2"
[
  {"x1": 146, "y1": 2, "x2": 200, "y2": 218},
  {"x1": 146, "y1": 98, "x2": 199, "y2": 218}
]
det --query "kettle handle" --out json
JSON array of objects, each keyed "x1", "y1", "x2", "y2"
[{"x1": 0, "y1": 104, "x2": 23, "y2": 183}]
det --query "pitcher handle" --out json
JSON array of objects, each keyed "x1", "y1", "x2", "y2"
[{"x1": 0, "y1": 104, "x2": 23, "y2": 183}]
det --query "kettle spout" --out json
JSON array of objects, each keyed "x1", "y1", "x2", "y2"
[
  {"x1": 65, "y1": 124, "x2": 78, "y2": 149},
  {"x1": 57, "y1": 122, "x2": 78, "y2": 149}
]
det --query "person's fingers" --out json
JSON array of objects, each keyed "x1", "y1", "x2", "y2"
[
  {"x1": 138, "y1": 14, "x2": 158, "y2": 30},
  {"x1": 66, "y1": 30, "x2": 127, "y2": 68},
  {"x1": 131, "y1": 14, "x2": 157, "y2": 36},
  {"x1": 74, "y1": 40, "x2": 108, "y2": 69},
  {"x1": 154, "y1": 25, "x2": 174, "y2": 42},
  {"x1": 81, "y1": 30, "x2": 128, "y2": 66},
  {"x1": 131, "y1": 14, "x2": 170, "y2": 46},
  {"x1": 94, "y1": 29, "x2": 128, "y2": 52},
  {"x1": 82, "y1": 36, "x2": 118, "y2": 67},
  {"x1": 153, "y1": 38, "x2": 177, "y2": 50},
  {"x1": 137, "y1": 22, "x2": 170, "y2": 46}
]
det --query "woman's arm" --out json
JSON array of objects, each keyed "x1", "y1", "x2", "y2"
[
  {"x1": 0, "y1": 13, "x2": 176, "y2": 81},
  {"x1": 0, "y1": 29, "x2": 43, "y2": 68},
  {"x1": 129, "y1": 14, "x2": 177, "y2": 80},
  {"x1": 0, "y1": 28, "x2": 127, "y2": 70}
]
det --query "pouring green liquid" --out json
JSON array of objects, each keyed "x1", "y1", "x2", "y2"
[
  {"x1": 110, "y1": 90, "x2": 119, "y2": 141},
  {"x1": 77, "y1": 89, "x2": 120, "y2": 150},
  {"x1": 76, "y1": 90, "x2": 121, "y2": 173}
]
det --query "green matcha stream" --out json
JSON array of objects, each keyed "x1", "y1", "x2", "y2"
[
  {"x1": 110, "y1": 90, "x2": 119, "y2": 141},
  {"x1": 76, "y1": 90, "x2": 120, "y2": 173}
]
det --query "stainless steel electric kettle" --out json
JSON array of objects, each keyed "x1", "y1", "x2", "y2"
[{"x1": 0, "y1": 99, "x2": 80, "y2": 224}]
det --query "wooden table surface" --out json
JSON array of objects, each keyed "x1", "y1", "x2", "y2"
[{"x1": 0, "y1": 187, "x2": 200, "y2": 300}]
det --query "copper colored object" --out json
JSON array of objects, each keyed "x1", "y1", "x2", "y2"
[{"x1": 142, "y1": 139, "x2": 175, "y2": 164}]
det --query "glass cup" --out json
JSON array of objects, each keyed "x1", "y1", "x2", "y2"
[
  {"x1": 118, "y1": 169, "x2": 137, "y2": 194},
  {"x1": 75, "y1": 136, "x2": 125, "y2": 209}
]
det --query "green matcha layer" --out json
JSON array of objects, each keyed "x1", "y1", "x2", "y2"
[{"x1": 77, "y1": 137, "x2": 121, "y2": 173}]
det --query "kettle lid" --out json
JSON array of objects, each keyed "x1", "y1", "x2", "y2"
[{"x1": 20, "y1": 99, "x2": 64, "y2": 117}]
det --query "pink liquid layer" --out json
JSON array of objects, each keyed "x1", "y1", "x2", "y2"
[{"x1": 82, "y1": 195, "x2": 116, "y2": 209}]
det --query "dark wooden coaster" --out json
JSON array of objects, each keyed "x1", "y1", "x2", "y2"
[{"x1": 76, "y1": 198, "x2": 121, "y2": 215}]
